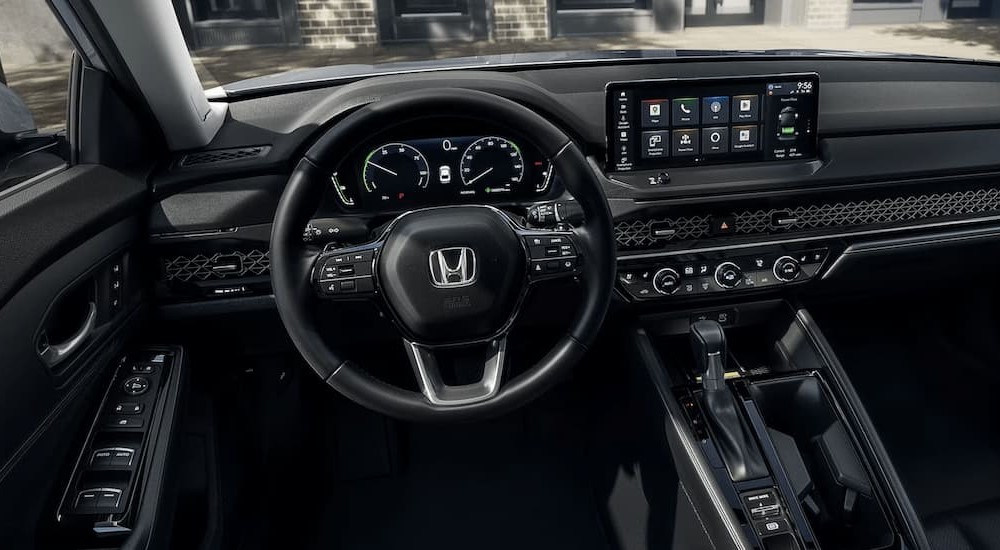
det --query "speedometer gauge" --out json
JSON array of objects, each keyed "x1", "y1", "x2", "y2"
[
  {"x1": 460, "y1": 137, "x2": 524, "y2": 191},
  {"x1": 362, "y1": 143, "x2": 430, "y2": 194}
]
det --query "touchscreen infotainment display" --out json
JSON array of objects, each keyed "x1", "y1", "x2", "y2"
[{"x1": 606, "y1": 73, "x2": 819, "y2": 172}]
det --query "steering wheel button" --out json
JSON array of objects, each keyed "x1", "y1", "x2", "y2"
[
  {"x1": 545, "y1": 260, "x2": 560, "y2": 271},
  {"x1": 337, "y1": 265, "x2": 355, "y2": 276},
  {"x1": 340, "y1": 280, "x2": 357, "y2": 292}
]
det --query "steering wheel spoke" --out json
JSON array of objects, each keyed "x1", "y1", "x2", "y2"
[
  {"x1": 404, "y1": 337, "x2": 507, "y2": 406},
  {"x1": 519, "y1": 229, "x2": 583, "y2": 283},
  {"x1": 311, "y1": 242, "x2": 381, "y2": 300}
]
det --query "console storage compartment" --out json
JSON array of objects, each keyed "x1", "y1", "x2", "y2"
[{"x1": 749, "y1": 374, "x2": 893, "y2": 550}]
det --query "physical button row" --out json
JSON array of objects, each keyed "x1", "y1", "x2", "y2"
[
  {"x1": 74, "y1": 487, "x2": 123, "y2": 514},
  {"x1": 318, "y1": 249, "x2": 375, "y2": 281}
]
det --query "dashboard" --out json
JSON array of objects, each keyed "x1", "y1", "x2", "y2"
[
  {"x1": 327, "y1": 119, "x2": 557, "y2": 211},
  {"x1": 150, "y1": 55, "x2": 1000, "y2": 310}
]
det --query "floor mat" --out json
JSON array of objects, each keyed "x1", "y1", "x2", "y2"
[{"x1": 309, "y1": 418, "x2": 610, "y2": 550}]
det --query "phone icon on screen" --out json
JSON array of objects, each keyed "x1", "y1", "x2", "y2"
[{"x1": 680, "y1": 103, "x2": 692, "y2": 114}]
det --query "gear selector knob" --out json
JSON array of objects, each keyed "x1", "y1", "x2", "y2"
[{"x1": 691, "y1": 320, "x2": 727, "y2": 391}]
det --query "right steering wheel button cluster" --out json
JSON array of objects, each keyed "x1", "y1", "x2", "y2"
[{"x1": 523, "y1": 232, "x2": 581, "y2": 280}]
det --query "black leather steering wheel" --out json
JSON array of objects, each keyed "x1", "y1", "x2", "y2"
[{"x1": 270, "y1": 88, "x2": 615, "y2": 422}]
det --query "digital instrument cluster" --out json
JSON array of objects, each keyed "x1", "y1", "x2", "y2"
[
  {"x1": 331, "y1": 135, "x2": 554, "y2": 209},
  {"x1": 606, "y1": 73, "x2": 820, "y2": 171}
]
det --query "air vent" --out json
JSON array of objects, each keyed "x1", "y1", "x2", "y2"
[
  {"x1": 178, "y1": 146, "x2": 270, "y2": 168},
  {"x1": 162, "y1": 250, "x2": 270, "y2": 282},
  {"x1": 617, "y1": 186, "x2": 1000, "y2": 251}
]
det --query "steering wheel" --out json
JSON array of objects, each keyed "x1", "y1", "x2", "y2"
[{"x1": 270, "y1": 88, "x2": 615, "y2": 422}]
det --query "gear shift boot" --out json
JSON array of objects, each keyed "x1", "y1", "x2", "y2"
[{"x1": 690, "y1": 320, "x2": 769, "y2": 482}]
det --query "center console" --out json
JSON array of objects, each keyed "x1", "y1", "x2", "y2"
[{"x1": 629, "y1": 302, "x2": 926, "y2": 550}]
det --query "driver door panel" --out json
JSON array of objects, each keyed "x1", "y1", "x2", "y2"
[{"x1": 0, "y1": 165, "x2": 146, "y2": 545}]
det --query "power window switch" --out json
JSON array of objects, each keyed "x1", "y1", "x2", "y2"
[
  {"x1": 104, "y1": 416, "x2": 144, "y2": 429},
  {"x1": 75, "y1": 490, "x2": 100, "y2": 513},
  {"x1": 90, "y1": 449, "x2": 114, "y2": 467},
  {"x1": 110, "y1": 449, "x2": 135, "y2": 467},
  {"x1": 94, "y1": 489, "x2": 122, "y2": 513}
]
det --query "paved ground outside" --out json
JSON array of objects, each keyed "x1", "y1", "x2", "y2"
[{"x1": 6, "y1": 20, "x2": 1000, "y2": 131}]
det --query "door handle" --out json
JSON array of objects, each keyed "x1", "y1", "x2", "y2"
[{"x1": 38, "y1": 301, "x2": 97, "y2": 368}]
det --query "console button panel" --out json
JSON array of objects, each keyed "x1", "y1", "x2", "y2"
[
  {"x1": 619, "y1": 246, "x2": 828, "y2": 300},
  {"x1": 58, "y1": 349, "x2": 176, "y2": 525}
]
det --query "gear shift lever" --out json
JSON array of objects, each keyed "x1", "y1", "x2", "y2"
[{"x1": 690, "y1": 320, "x2": 768, "y2": 482}]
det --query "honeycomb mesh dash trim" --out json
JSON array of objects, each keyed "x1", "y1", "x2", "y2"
[
  {"x1": 179, "y1": 146, "x2": 268, "y2": 167},
  {"x1": 616, "y1": 187, "x2": 1000, "y2": 249},
  {"x1": 163, "y1": 250, "x2": 270, "y2": 282}
]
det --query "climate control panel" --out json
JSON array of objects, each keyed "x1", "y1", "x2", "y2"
[{"x1": 618, "y1": 246, "x2": 829, "y2": 300}]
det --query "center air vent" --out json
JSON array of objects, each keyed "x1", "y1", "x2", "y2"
[{"x1": 178, "y1": 146, "x2": 270, "y2": 168}]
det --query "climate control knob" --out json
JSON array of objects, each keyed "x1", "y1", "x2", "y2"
[
  {"x1": 714, "y1": 262, "x2": 743, "y2": 289},
  {"x1": 773, "y1": 256, "x2": 801, "y2": 282},
  {"x1": 652, "y1": 268, "x2": 681, "y2": 295}
]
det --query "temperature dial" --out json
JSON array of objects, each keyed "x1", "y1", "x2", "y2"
[
  {"x1": 652, "y1": 268, "x2": 681, "y2": 295},
  {"x1": 773, "y1": 256, "x2": 801, "y2": 282},
  {"x1": 714, "y1": 262, "x2": 743, "y2": 289}
]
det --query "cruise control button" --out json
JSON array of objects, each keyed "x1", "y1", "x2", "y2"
[{"x1": 340, "y1": 280, "x2": 356, "y2": 292}]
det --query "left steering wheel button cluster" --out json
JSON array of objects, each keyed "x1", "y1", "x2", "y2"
[{"x1": 317, "y1": 249, "x2": 376, "y2": 296}]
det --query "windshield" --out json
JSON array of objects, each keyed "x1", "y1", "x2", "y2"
[{"x1": 176, "y1": 0, "x2": 1000, "y2": 89}]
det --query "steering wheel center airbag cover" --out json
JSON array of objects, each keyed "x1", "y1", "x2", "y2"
[{"x1": 378, "y1": 207, "x2": 525, "y2": 343}]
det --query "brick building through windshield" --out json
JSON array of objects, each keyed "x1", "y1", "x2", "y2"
[{"x1": 171, "y1": 0, "x2": 1000, "y2": 49}]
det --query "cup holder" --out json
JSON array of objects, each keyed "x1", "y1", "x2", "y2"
[{"x1": 749, "y1": 374, "x2": 894, "y2": 550}]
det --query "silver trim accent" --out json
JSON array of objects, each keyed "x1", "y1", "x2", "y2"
[
  {"x1": 149, "y1": 227, "x2": 238, "y2": 240},
  {"x1": 39, "y1": 302, "x2": 97, "y2": 368},
  {"x1": 714, "y1": 262, "x2": 742, "y2": 289},
  {"x1": 405, "y1": 337, "x2": 506, "y2": 406},
  {"x1": 772, "y1": 255, "x2": 800, "y2": 282},
  {"x1": 652, "y1": 267, "x2": 679, "y2": 295}
]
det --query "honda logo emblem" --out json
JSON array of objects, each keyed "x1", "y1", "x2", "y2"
[{"x1": 428, "y1": 247, "x2": 477, "y2": 288}]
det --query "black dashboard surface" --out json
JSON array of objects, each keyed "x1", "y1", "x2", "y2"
[
  {"x1": 148, "y1": 55, "x2": 1000, "y2": 313},
  {"x1": 155, "y1": 57, "x2": 1000, "y2": 204}
]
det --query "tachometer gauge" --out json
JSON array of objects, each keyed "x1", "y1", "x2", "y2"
[
  {"x1": 459, "y1": 137, "x2": 524, "y2": 191},
  {"x1": 362, "y1": 143, "x2": 430, "y2": 193}
]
